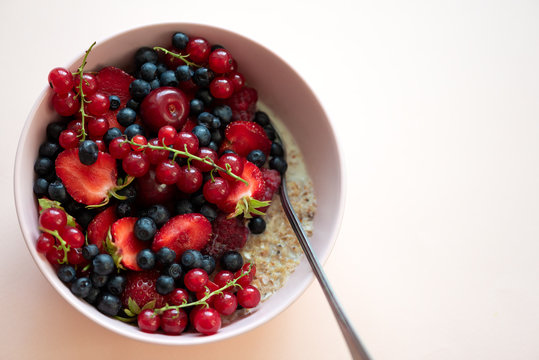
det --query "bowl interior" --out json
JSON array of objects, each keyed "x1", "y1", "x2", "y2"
[{"x1": 14, "y1": 23, "x2": 344, "y2": 345}]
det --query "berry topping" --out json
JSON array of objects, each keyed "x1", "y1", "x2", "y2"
[
  {"x1": 222, "y1": 121, "x2": 272, "y2": 157},
  {"x1": 109, "y1": 217, "x2": 148, "y2": 271}
]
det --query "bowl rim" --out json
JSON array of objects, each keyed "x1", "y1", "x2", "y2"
[{"x1": 14, "y1": 21, "x2": 346, "y2": 345}]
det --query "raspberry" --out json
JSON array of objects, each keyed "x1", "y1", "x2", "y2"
[
  {"x1": 202, "y1": 214, "x2": 249, "y2": 258},
  {"x1": 225, "y1": 87, "x2": 257, "y2": 112}
]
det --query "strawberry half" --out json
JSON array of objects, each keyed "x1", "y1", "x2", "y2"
[
  {"x1": 55, "y1": 149, "x2": 118, "y2": 206},
  {"x1": 202, "y1": 214, "x2": 249, "y2": 258},
  {"x1": 108, "y1": 217, "x2": 148, "y2": 271},
  {"x1": 221, "y1": 121, "x2": 271, "y2": 157},
  {"x1": 217, "y1": 161, "x2": 269, "y2": 218},
  {"x1": 152, "y1": 214, "x2": 212, "y2": 260},
  {"x1": 121, "y1": 270, "x2": 166, "y2": 309},
  {"x1": 87, "y1": 206, "x2": 117, "y2": 252}
]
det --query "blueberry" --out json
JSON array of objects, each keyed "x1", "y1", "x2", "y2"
[
  {"x1": 135, "y1": 47, "x2": 158, "y2": 67},
  {"x1": 136, "y1": 249, "x2": 156, "y2": 270},
  {"x1": 48, "y1": 181, "x2": 68, "y2": 203},
  {"x1": 195, "y1": 88, "x2": 213, "y2": 107},
  {"x1": 39, "y1": 141, "x2": 61, "y2": 159},
  {"x1": 116, "y1": 202, "x2": 132, "y2": 218},
  {"x1": 97, "y1": 293, "x2": 121, "y2": 316},
  {"x1": 192, "y1": 125, "x2": 211, "y2": 146},
  {"x1": 156, "y1": 247, "x2": 177, "y2": 267},
  {"x1": 156, "y1": 275, "x2": 175, "y2": 295},
  {"x1": 249, "y1": 217, "x2": 266, "y2": 234},
  {"x1": 82, "y1": 244, "x2": 100, "y2": 260},
  {"x1": 156, "y1": 63, "x2": 168, "y2": 76},
  {"x1": 190, "y1": 191, "x2": 206, "y2": 210},
  {"x1": 57, "y1": 265, "x2": 76, "y2": 283},
  {"x1": 175, "y1": 199, "x2": 195, "y2": 215},
  {"x1": 172, "y1": 32, "x2": 189, "y2": 50},
  {"x1": 91, "y1": 273, "x2": 109, "y2": 288},
  {"x1": 221, "y1": 251, "x2": 243, "y2": 272},
  {"x1": 109, "y1": 95, "x2": 121, "y2": 110},
  {"x1": 129, "y1": 79, "x2": 151, "y2": 101},
  {"x1": 247, "y1": 150, "x2": 266, "y2": 168},
  {"x1": 181, "y1": 249, "x2": 203, "y2": 270},
  {"x1": 264, "y1": 125, "x2": 276, "y2": 141},
  {"x1": 33, "y1": 178, "x2": 49, "y2": 196},
  {"x1": 134, "y1": 217, "x2": 157, "y2": 242},
  {"x1": 70, "y1": 277, "x2": 92, "y2": 298},
  {"x1": 211, "y1": 129, "x2": 223, "y2": 144},
  {"x1": 192, "y1": 67, "x2": 214, "y2": 87},
  {"x1": 117, "y1": 185, "x2": 137, "y2": 204},
  {"x1": 106, "y1": 275, "x2": 127, "y2": 296},
  {"x1": 189, "y1": 99, "x2": 204, "y2": 116},
  {"x1": 207, "y1": 141, "x2": 219, "y2": 152},
  {"x1": 124, "y1": 124, "x2": 145, "y2": 140},
  {"x1": 103, "y1": 127, "x2": 123, "y2": 144},
  {"x1": 140, "y1": 62, "x2": 157, "y2": 81},
  {"x1": 222, "y1": 149, "x2": 236, "y2": 155},
  {"x1": 162, "y1": 263, "x2": 182, "y2": 280},
  {"x1": 126, "y1": 99, "x2": 140, "y2": 111},
  {"x1": 201, "y1": 255, "x2": 216, "y2": 275},
  {"x1": 269, "y1": 157, "x2": 288, "y2": 174},
  {"x1": 254, "y1": 111, "x2": 270, "y2": 127},
  {"x1": 150, "y1": 79, "x2": 160, "y2": 90},
  {"x1": 145, "y1": 204, "x2": 170, "y2": 227},
  {"x1": 47, "y1": 122, "x2": 66, "y2": 141},
  {"x1": 211, "y1": 118, "x2": 221, "y2": 130},
  {"x1": 270, "y1": 142, "x2": 284, "y2": 157},
  {"x1": 84, "y1": 287, "x2": 101, "y2": 304},
  {"x1": 175, "y1": 65, "x2": 193, "y2": 82},
  {"x1": 200, "y1": 203, "x2": 218, "y2": 222},
  {"x1": 160, "y1": 70, "x2": 178, "y2": 87},
  {"x1": 92, "y1": 254, "x2": 115, "y2": 275},
  {"x1": 74, "y1": 209, "x2": 94, "y2": 230},
  {"x1": 78, "y1": 140, "x2": 99, "y2": 165},
  {"x1": 34, "y1": 157, "x2": 54, "y2": 176},
  {"x1": 116, "y1": 107, "x2": 137, "y2": 127},
  {"x1": 197, "y1": 112, "x2": 215, "y2": 128}
]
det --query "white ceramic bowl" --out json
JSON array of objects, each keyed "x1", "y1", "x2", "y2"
[{"x1": 14, "y1": 23, "x2": 344, "y2": 345}]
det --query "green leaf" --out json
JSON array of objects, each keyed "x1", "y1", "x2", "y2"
[
  {"x1": 141, "y1": 300, "x2": 156, "y2": 311},
  {"x1": 128, "y1": 297, "x2": 141, "y2": 315},
  {"x1": 104, "y1": 228, "x2": 125, "y2": 271},
  {"x1": 124, "y1": 308, "x2": 135, "y2": 317},
  {"x1": 38, "y1": 198, "x2": 77, "y2": 227},
  {"x1": 114, "y1": 315, "x2": 137, "y2": 323}
]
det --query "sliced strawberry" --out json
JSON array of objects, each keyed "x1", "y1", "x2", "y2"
[
  {"x1": 180, "y1": 117, "x2": 197, "y2": 133},
  {"x1": 221, "y1": 121, "x2": 271, "y2": 157},
  {"x1": 202, "y1": 214, "x2": 249, "y2": 258},
  {"x1": 95, "y1": 66, "x2": 134, "y2": 105},
  {"x1": 121, "y1": 270, "x2": 166, "y2": 309},
  {"x1": 217, "y1": 161, "x2": 268, "y2": 217},
  {"x1": 259, "y1": 168, "x2": 281, "y2": 213},
  {"x1": 101, "y1": 110, "x2": 123, "y2": 131},
  {"x1": 87, "y1": 206, "x2": 117, "y2": 252},
  {"x1": 152, "y1": 214, "x2": 212, "y2": 260},
  {"x1": 55, "y1": 149, "x2": 118, "y2": 205},
  {"x1": 225, "y1": 86, "x2": 257, "y2": 112},
  {"x1": 110, "y1": 217, "x2": 147, "y2": 271}
]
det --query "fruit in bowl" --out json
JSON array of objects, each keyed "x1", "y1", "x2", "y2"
[{"x1": 15, "y1": 23, "x2": 343, "y2": 345}]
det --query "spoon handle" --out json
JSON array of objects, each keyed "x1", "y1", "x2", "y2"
[{"x1": 280, "y1": 177, "x2": 371, "y2": 360}]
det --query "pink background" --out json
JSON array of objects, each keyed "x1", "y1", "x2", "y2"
[{"x1": 3, "y1": 0, "x2": 539, "y2": 359}]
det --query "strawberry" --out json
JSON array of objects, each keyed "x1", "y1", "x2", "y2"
[
  {"x1": 121, "y1": 270, "x2": 166, "y2": 309},
  {"x1": 55, "y1": 148, "x2": 118, "y2": 206},
  {"x1": 221, "y1": 121, "x2": 271, "y2": 157},
  {"x1": 202, "y1": 214, "x2": 249, "y2": 258},
  {"x1": 87, "y1": 206, "x2": 117, "y2": 252},
  {"x1": 152, "y1": 214, "x2": 212, "y2": 260},
  {"x1": 259, "y1": 168, "x2": 281, "y2": 213},
  {"x1": 109, "y1": 217, "x2": 147, "y2": 271},
  {"x1": 95, "y1": 66, "x2": 134, "y2": 105},
  {"x1": 217, "y1": 161, "x2": 269, "y2": 218},
  {"x1": 225, "y1": 86, "x2": 257, "y2": 112},
  {"x1": 180, "y1": 117, "x2": 197, "y2": 133}
]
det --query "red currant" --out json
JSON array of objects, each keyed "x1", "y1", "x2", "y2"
[
  {"x1": 39, "y1": 208, "x2": 67, "y2": 232},
  {"x1": 48, "y1": 67, "x2": 74, "y2": 95},
  {"x1": 131, "y1": 134, "x2": 148, "y2": 152},
  {"x1": 122, "y1": 152, "x2": 150, "y2": 177},
  {"x1": 213, "y1": 270, "x2": 235, "y2": 288},
  {"x1": 228, "y1": 71, "x2": 245, "y2": 92},
  {"x1": 155, "y1": 160, "x2": 181, "y2": 185},
  {"x1": 235, "y1": 263, "x2": 256, "y2": 287},
  {"x1": 193, "y1": 147, "x2": 218, "y2": 173},
  {"x1": 185, "y1": 37, "x2": 211, "y2": 64},
  {"x1": 184, "y1": 268, "x2": 209, "y2": 292},
  {"x1": 175, "y1": 132, "x2": 199, "y2": 156},
  {"x1": 108, "y1": 138, "x2": 131, "y2": 159},
  {"x1": 86, "y1": 92, "x2": 110, "y2": 116},
  {"x1": 157, "y1": 125, "x2": 177, "y2": 146},
  {"x1": 202, "y1": 177, "x2": 230, "y2": 204},
  {"x1": 74, "y1": 73, "x2": 98, "y2": 96},
  {"x1": 230, "y1": 58, "x2": 238, "y2": 72},
  {"x1": 217, "y1": 153, "x2": 244, "y2": 182},
  {"x1": 94, "y1": 139, "x2": 106, "y2": 152},
  {"x1": 209, "y1": 77, "x2": 234, "y2": 99},
  {"x1": 67, "y1": 247, "x2": 86, "y2": 265},
  {"x1": 214, "y1": 292, "x2": 238, "y2": 315},
  {"x1": 52, "y1": 91, "x2": 80, "y2": 116},
  {"x1": 87, "y1": 117, "x2": 109, "y2": 138},
  {"x1": 176, "y1": 165, "x2": 203, "y2": 194},
  {"x1": 67, "y1": 119, "x2": 82, "y2": 132},
  {"x1": 165, "y1": 288, "x2": 189, "y2": 306},
  {"x1": 36, "y1": 233, "x2": 55, "y2": 253},
  {"x1": 60, "y1": 226, "x2": 85, "y2": 248},
  {"x1": 146, "y1": 138, "x2": 169, "y2": 164},
  {"x1": 237, "y1": 285, "x2": 261, "y2": 308},
  {"x1": 161, "y1": 308, "x2": 188, "y2": 335},
  {"x1": 208, "y1": 49, "x2": 234, "y2": 74},
  {"x1": 193, "y1": 308, "x2": 221, "y2": 335},
  {"x1": 137, "y1": 309, "x2": 161, "y2": 333},
  {"x1": 196, "y1": 280, "x2": 219, "y2": 305},
  {"x1": 46, "y1": 247, "x2": 64, "y2": 268},
  {"x1": 59, "y1": 129, "x2": 79, "y2": 149}
]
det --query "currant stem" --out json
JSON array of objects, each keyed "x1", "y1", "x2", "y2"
[
  {"x1": 125, "y1": 139, "x2": 249, "y2": 185},
  {"x1": 39, "y1": 227, "x2": 70, "y2": 264},
  {"x1": 74, "y1": 41, "x2": 97, "y2": 142},
  {"x1": 153, "y1": 47, "x2": 201, "y2": 68}
]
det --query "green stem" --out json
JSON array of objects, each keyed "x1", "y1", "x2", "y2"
[
  {"x1": 73, "y1": 41, "x2": 97, "y2": 142},
  {"x1": 126, "y1": 139, "x2": 249, "y2": 185},
  {"x1": 153, "y1": 46, "x2": 201, "y2": 68},
  {"x1": 39, "y1": 227, "x2": 70, "y2": 264}
]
